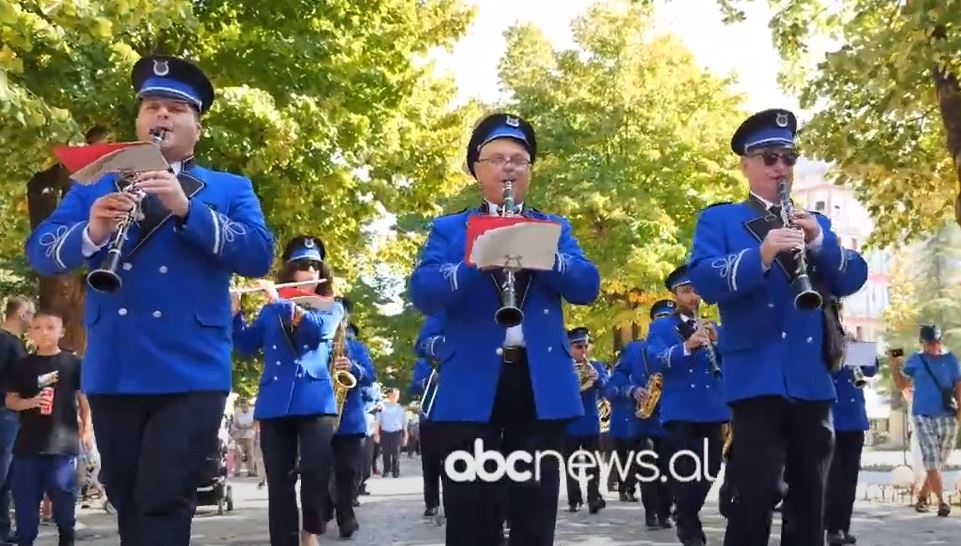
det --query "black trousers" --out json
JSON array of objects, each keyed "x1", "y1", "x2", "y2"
[
  {"x1": 563, "y1": 434, "x2": 601, "y2": 506},
  {"x1": 88, "y1": 392, "x2": 226, "y2": 546},
  {"x1": 380, "y1": 430, "x2": 403, "y2": 477},
  {"x1": 723, "y1": 397, "x2": 833, "y2": 546},
  {"x1": 360, "y1": 436, "x2": 375, "y2": 488},
  {"x1": 825, "y1": 430, "x2": 864, "y2": 534},
  {"x1": 613, "y1": 437, "x2": 639, "y2": 495},
  {"x1": 420, "y1": 421, "x2": 443, "y2": 510},
  {"x1": 260, "y1": 415, "x2": 335, "y2": 546},
  {"x1": 325, "y1": 434, "x2": 364, "y2": 527},
  {"x1": 638, "y1": 435, "x2": 673, "y2": 520},
  {"x1": 437, "y1": 351, "x2": 567, "y2": 546},
  {"x1": 666, "y1": 421, "x2": 724, "y2": 542}
]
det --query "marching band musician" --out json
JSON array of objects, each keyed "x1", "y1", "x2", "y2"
[
  {"x1": 323, "y1": 308, "x2": 376, "y2": 539},
  {"x1": 646, "y1": 265, "x2": 729, "y2": 546},
  {"x1": 408, "y1": 113, "x2": 600, "y2": 546},
  {"x1": 602, "y1": 364, "x2": 640, "y2": 503},
  {"x1": 24, "y1": 56, "x2": 274, "y2": 545},
  {"x1": 825, "y1": 345, "x2": 876, "y2": 545},
  {"x1": 608, "y1": 302, "x2": 675, "y2": 531},
  {"x1": 230, "y1": 236, "x2": 349, "y2": 546},
  {"x1": 687, "y1": 109, "x2": 868, "y2": 546},
  {"x1": 410, "y1": 312, "x2": 447, "y2": 519},
  {"x1": 563, "y1": 327, "x2": 609, "y2": 514}
]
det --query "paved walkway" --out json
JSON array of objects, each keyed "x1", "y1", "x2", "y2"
[{"x1": 30, "y1": 456, "x2": 961, "y2": 545}]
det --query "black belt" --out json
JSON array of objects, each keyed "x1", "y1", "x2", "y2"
[{"x1": 499, "y1": 346, "x2": 526, "y2": 364}]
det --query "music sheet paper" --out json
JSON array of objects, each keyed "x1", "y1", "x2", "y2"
[
  {"x1": 290, "y1": 296, "x2": 334, "y2": 312},
  {"x1": 843, "y1": 341, "x2": 878, "y2": 368},
  {"x1": 469, "y1": 222, "x2": 562, "y2": 271},
  {"x1": 55, "y1": 141, "x2": 170, "y2": 184}
]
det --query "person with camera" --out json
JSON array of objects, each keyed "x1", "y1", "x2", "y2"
[{"x1": 891, "y1": 325, "x2": 961, "y2": 517}]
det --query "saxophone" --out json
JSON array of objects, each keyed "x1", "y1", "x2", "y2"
[
  {"x1": 330, "y1": 317, "x2": 358, "y2": 430},
  {"x1": 574, "y1": 359, "x2": 594, "y2": 392},
  {"x1": 598, "y1": 399, "x2": 611, "y2": 434},
  {"x1": 634, "y1": 373, "x2": 662, "y2": 419}
]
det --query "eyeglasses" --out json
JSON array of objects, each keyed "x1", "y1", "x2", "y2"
[
  {"x1": 749, "y1": 150, "x2": 798, "y2": 167},
  {"x1": 476, "y1": 155, "x2": 531, "y2": 169},
  {"x1": 292, "y1": 260, "x2": 320, "y2": 272}
]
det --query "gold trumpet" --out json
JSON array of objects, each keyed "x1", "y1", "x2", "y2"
[
  {"x1": 598, "y1": 399, "x2": 611, "y2": 434},
  {"x1": 330, "y1": 317, "x2": 358, "y2": 431},
  {"x1": 634, "y1": 373, "x2": 662, "y2": 419}
]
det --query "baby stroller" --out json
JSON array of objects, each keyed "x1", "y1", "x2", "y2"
[{"x1": 195, "y1": 434, "x2": 234, "y2": 515}]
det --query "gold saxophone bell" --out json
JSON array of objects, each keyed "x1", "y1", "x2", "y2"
[
  {"x1": 598, "y1": 399, "x2": 611, "y2": 434},
  {"x1": 635, "y1": 373, "x2": 662, "y2": 419},
  {"x1": 330, "y1": 317, "x2": 357, "y2": 430}
]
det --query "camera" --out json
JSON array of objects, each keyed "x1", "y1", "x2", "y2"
[{"x1": 890, "y1": 348, "x2": 904, "y2": 358}]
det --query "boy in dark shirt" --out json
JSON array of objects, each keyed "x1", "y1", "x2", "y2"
[{"x1": 4, "y1": 309, "x2": 90, "y2": 546}]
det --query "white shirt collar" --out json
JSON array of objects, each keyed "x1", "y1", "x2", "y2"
[
  {"x1": 679, "y1": 313, "x2": 693, "y2": 323},
  {"x1": 485, "y1": 200, "x2": 524, "y2": 216},
  {"x1": 170, "y1": 161, "x2": 182, "y2": 175},
  {"x1": 750, "y1": 191, "x2": 776, "y2": 210}
]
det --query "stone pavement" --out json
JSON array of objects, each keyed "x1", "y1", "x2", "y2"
[{"x1": 30, "y1": 456, "x2": 961, "y2": 545}]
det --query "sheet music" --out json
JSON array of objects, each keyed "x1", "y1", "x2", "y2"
[
  {"x1": 72, "y1": 142, "x2": 169, "y2": 184},
  {"x1": 844, "y1": 341, "x2": 877, "y2": 368},
  {"x1": 469, "y1": 222, "x2": 562, "y2": 271}
]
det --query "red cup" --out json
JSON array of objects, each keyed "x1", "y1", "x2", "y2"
[{"x1": 39, "y1": 387, "x2": 54, "y2": 416}]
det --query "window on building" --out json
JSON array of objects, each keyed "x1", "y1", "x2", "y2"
[{"x1": 815, "y1": 200, "x2": 826, "y2": 212}]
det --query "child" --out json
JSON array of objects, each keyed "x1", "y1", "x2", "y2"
[{"x1": 4, "y1": 309, "x2": 90, "y2": 546}]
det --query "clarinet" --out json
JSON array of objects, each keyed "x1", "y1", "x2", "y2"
[
  {"x1": 775, "y1": 178, "x2": 823, "y2": 310},
  {"x1": 494, "y1": 177, "x2": 523, "y2": 327},
  {"x1": 86, "y1": 128, "x2": 166, "y2": 293}
]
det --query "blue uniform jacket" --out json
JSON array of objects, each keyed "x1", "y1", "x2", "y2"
[
  {"x1": 232, "y1": 300, "x2": 346, "y2": 420},
  {"x1": 609, "y1": 342, "x2": 666, "y2": 437},
  {"x1": 408, "y1": 208, "x2": 600, "y2": 422},
  {"x1": 25, "y1": 163, "x2": 273, "y2": 394},
  {"x1": 646, "y1": 316, "x2": 730, "y2": 424},
  {"x1": 415, "y1": 312, "x2": 449, "y2": 362},
  {"x1": 567, "y1": 360, "x2": 609, "y2": 437},
  {"x1": 335, "y1": 336, "x2": 376, "y2": 436},
  {"x1": 602, "y1": 380, "x2": 639, "y2": 440},
  {"x1": 688, "y1": 202, "x2": 868, "y2": 403},
  {"x1": 831, "y1": 363, "x2": 876, "y2": 432}
]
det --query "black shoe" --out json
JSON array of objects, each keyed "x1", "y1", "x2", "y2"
[
  {"x1": 938, "y1": 502, "x2": 951, "y2": 517},
  {"x1": 568, "y1": 501, "x2": 581, "y2": 512},
  {"x1": 842, "y1": 531, "x2": 858, "y2": 545},
  {"x1": 588, "y1": 498, "x2": 606, "y2": 514},
  {"x1": 645, "y1": 514, "x2": 658, "y2": 528},
  {"x1": 338, "y1": 518, "x2": 359, "y2": 539},
  {"x1": 58, "y1": 533, "x2": 75, "y2": 546},
  {"x1": 424, "y1": 507, "x2": 439, "y2": 517},
  {"x1": 352, "y1": 498, "x2": 360, "y2": 507},
  {"x1": 658, "y1": 516, "x2": 673, "y2": 529},
  {"x1": 826, "y1": 531, "x2": 845, "y2": 545},
  {"x1": 682, "y1": 539, "x2": 704, "y2": 546}
]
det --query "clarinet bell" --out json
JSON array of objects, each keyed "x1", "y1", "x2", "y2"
[
  {"x1": 495, "y1": 305, "x2": 523, "y2": 328},
  {"x1": 792, "y1": 275, "x2": 822, "y2": 311},
  {"x1": 87, "y1": 268, "x2": 123, "y2": 293}
]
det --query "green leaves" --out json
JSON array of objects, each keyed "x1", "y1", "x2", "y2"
[{"x1": 492, "y1": 0, "x2": 745, "y2": 360}]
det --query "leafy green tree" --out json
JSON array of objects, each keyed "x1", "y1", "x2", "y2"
[
  {"x1": 715, "y1": 0, "x2": 961, "y2": 247},
  {"x1": 2, "y1": 1, "x2": 477, "y2": 391},
  {"x1": 488, "y1": 0, "x2": 746, "y2": 359}
]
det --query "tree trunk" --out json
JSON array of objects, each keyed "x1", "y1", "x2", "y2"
[
  {"x1": 27, "y1": 164, "x2": 86, "y2": 355},
  {"x1": 929, "y1": 49, "x2": 961, "y2": 227}
]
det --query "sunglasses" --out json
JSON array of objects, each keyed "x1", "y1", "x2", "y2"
[
  {"x1": 749, "y1": 150, "x2": 798, "y2": 167},
  {"x1": 292, "y1": 260, "x2": 321, "y2": 272}
]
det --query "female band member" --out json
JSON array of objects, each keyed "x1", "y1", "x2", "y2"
[{"x1": 231, "y1": 235, "x2": 350, "y2": 546}]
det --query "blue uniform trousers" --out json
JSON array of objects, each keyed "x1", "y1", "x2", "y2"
[
  {"x1": 723, "y1": 397, "x2": 833, "y2": 546},
  {"x1": 260, "y1": 415, "x2": 335, "y2": 546},
  {"x1": 638, "y1": 435, "x2": 673, "y2": 525},
  {"x1": 436, "y1": 351, "x2": 568, "y2": 546},
  {"x1": 0, "y1": 409, "x2": 20, "y2": 541},
  {"x1": 612, "y1": 437, "x2": 639, "y2": 497},
  {"x1": 665, "y1": 421, "x2": 724, "y2": 544},
  {"x1": 825, "y1": 430, "x2": 864, "y2": 535},
  {"x1": 13, "y1": 454, "x2": 76, "y2": 545},
  {"x1": 88, "y1": 392, "x2": 226, "y2": 546}
]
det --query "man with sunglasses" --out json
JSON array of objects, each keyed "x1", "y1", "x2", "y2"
[
  {"x1": 686, "y1": 109, "x2": 868, "y2": 546},
  {"x1": 409, "y1": 113, "x2": 600, "y2": 546}
]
